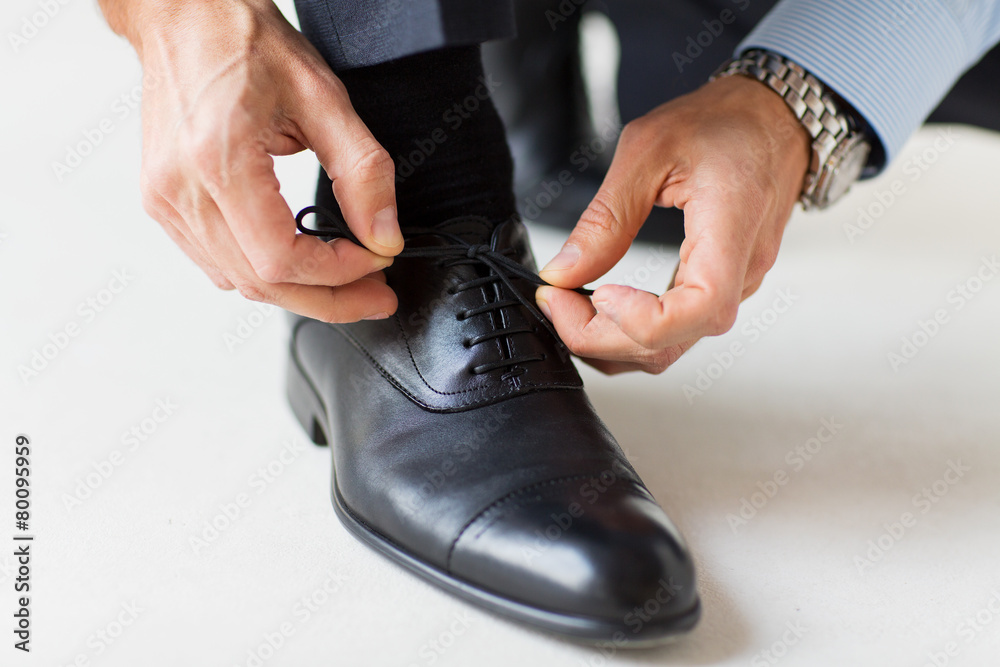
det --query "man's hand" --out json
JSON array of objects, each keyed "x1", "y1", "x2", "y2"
[
  {"x1": 101, "y1": 0, "x2": 403, "y2": 321},
  {"x1": 535, "y1": 75, "x2": 810, "y2": 374}
]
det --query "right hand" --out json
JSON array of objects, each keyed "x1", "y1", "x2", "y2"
[{"x1": 120, "y1": 0, "x2": 402, "y2": 321}]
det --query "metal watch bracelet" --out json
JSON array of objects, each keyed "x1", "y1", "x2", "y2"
[{"x1": 711, "y1": 49, "x2": 871, "y2": 210}]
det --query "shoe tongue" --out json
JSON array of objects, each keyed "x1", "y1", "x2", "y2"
[{"x1": 425, "y1": 216, "x2": 500, "y2": 246}]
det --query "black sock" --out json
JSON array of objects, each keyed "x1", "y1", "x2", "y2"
[{"x1": 332, "y1": 45, "x2": 516, "y2": 227}]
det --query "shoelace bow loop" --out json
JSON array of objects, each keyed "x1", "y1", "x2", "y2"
[{"x1": 296, "y1": 206, "x2": 591, "y2": 374}]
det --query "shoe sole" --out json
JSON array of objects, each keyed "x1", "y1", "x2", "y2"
[{"x1": 285, "y1": 343, "x2": 701, "y2": 646}]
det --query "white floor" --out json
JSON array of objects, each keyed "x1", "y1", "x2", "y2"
[{"x1": 4, "y1": 2, "x2": 1000, "y2": 666}]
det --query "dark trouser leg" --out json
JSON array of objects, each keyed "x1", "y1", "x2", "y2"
[
  {"x1": 927, "y1": 45, "x2": 1000, "y2": 132},
  {"x1": 482, "y1": 1, "x2": 591, "y2": 204},
  {"x1": 293, "y1": 1, "x2": 518, "y2": 226}
]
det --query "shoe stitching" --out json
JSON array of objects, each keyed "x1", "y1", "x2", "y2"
[
  {"x1": 297, "y1": 206, "x2": 589, "y2": 379},
  {"x1": 333, "y1": 322, "x2": 520, "y2": 404},
  {"x1": 326, "y1": 321, "x2": 581, "y2": 412},
  {"x1": 299, "y1": 209, "x2": 584, "y2": 401},
  {"x1": 445, "y1": 473, "x2": 646, "y2": 572},
  {"x1": 392, "y1": 314, "x2": 519, "y2": 398}
]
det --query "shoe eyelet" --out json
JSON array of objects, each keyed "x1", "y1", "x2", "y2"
[
  {"x1": 456, "y1": 312, "x2": 467, "y2": 321},
  {"x1": 462, "y1": 338, "x2": 472, "y2": 348}
]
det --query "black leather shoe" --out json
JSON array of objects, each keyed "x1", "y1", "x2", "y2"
[{"x1": 286, "y1": 207, "x2": 700, "y2": 644}]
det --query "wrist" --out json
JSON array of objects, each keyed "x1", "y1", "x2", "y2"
[
  {"x1": 707, "y1": 74, "x2": 811, "y2": 177},
  {"x1": 735, "y1": 74, "x2": 811, "y2": 165},
  {"x1": 98, "y1": 0, "x2": 175, "y2": 54},
  {"x1": 99, "y1": 0, "x2": 274, "y2": 58},
  {"x1": 712, "y1": 50, "x2": 872, "y2": 210}
]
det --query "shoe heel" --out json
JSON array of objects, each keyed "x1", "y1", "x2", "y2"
[{"x1": 285, "y1": 351, "x2": 329, "y2": 447}]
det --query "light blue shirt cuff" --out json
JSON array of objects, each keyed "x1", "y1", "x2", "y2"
[{"x1": 737, "y1": 0, "x2": 1000, "y2": 173}]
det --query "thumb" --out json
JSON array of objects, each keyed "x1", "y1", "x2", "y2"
[
  {"x1": 293, "y1": 78, "x2": 403, "y2": 257},
  {"x1": 539, "y1": 123, "x2": 667, "y2": 288}
]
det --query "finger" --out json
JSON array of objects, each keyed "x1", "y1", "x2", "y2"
[
  {"x1": 539, "y1": 120, "x2": 671, "y2": 288},
  {"x1": 365, "y1": 269, "x2": 388, "y2": 285},
  {"x1": 141, "y1": 186, "x2": 235, "y2": 289},
  {"x1": 176, "y1": 186, "x2": 398, "y2": 321},
  {"x1": 667, "y1": 259, "x2": 681, "y2": 291},
  {"x1": 292, "y1": 75, "x2": 403, "y2": 256},
  {"x1": 206, "y1": 141, "x2": 396, "y2": 287},
  {"x1": 261, "y1": 129, "x2": 308, "y2": 157},
  {"x1": 160, "y1": 217, "x2": 235, "y2": 290},
  {"x1": 577, "y1": 338, "x2": 697, "y2": 375},
  {"x1": 742, "y1": 279, "x2": 764, "y2": 300},
  {"x1": 574, "y1": 357, "x2": 642, "y2": 375},
  {"x1": 269, "y1": 277, "x2": 398, "y2": 323},
  {"x1": 536, "y1": 286, "x2": 670, "y2": 368},
  {"x1": 669, "y1": 235, "x2": 698, "y2": 290},
  {"x1": 591, "y1": 196, "x2": 750, "y2": 349}
]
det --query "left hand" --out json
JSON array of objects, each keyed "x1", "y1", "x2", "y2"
[{"x1": 535, "y1": 75, "x2": 810, "y2": 374}]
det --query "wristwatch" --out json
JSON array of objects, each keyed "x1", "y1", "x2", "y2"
[{"x1": 711, "y1": 49, "x2": 871, "y2": 210}]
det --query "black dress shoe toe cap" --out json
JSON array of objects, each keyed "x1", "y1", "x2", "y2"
[{"x1": 447, "y1": 475, "x2": 698, "y2": 640}]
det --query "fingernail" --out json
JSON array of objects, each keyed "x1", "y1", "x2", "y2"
[
  {"x1": 371, "y1": 207, "x2": 403, "y2": 248},
  {"x1": 536, "y1": 295, "x2": 553, "y2": 320},
  {"x1": 363, "y1": 311, "x2": 390, "y2": 320},
  {"x1": 541, "y1": 243, "x2": 580, "y2": 273}
]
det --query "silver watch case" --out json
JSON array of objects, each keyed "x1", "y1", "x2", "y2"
[{"x1": 802, "y1": 132, "x2": 870, "y2": 210}]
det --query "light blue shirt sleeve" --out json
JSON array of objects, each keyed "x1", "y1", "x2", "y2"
[{"x1": 737, "y1": 0, "x2": 1000, "y2": 173}]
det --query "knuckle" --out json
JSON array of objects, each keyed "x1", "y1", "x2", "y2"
[
  {"x1": 234, "y1": 281, "x2": 271, "y2": 304},
  {"x1": 317, "y1": 290, "x2": 351, "y2": 324},
  {"x1": 298, "y1": 65, "x2": 349, "y2": 103},
  {"x1": 705, "y1": 299, "x2": 739, "y2": 336},
  {"x1": 210, "y1": 274, "x2": 236, "y2": 291},
  {"x1": 139, "y1": 191, "x2": 165, "y2": 222},
  {"x1": 186, "y1": 132, "x2": 223, "y2": 179},
  {"x1": 252, "y1": 259, "x2": 295, "y2": 285},
  {"x1": 247, "y1": 241, "x2": 297, "y2": 284},
  {"x1": 140, "y1": 199, "x2": 166, "y2": 224},
  {"x1": 759, "y1": 241, "x2": 781, "y2": 271},
  {"x1": 140, "y1": 160, "x2": 170, "y2": 194},
  {"x1": 645, "y1": 359, "x2": 671, "y2": 375},
  {"x1": 140, "y1": 159, "x2": 178, "y2": 207},
  {"x1": 348, "y1": 139, "x2": 394, "y2": 186},
  {"x1": 562, "y1": 328, "x2": 591, "y2": 357},
  {"x1": 139, "y1": 177, "x2": 158, "y2": 207},
  {"x1": 632, "y1": 326, "x2": 665, "y2": 350},
  {"x1": 321, "y1": 72, "x2": 349, "y2": 100},
  {"x1": 740, "y1": 180, "x2": 771, "y2": 222},
  {"x1": 578, "y1": 193, "x2": 634, "y2": 244},
  {"x1": 617, "y1": 118, "x2": 647, "y2": 148},
  {"x1": 750, "y1": 243, "x2": 780, "y2": 281},
  {"x1": 645, "y1": 348, "x2": 682, "y2": 374},
  {"x1": 322, "y1": 72, "x2": 350, "y2": 103},
  {"x1": 180, "y1": 117, "x2": 242, "y2": 183}
]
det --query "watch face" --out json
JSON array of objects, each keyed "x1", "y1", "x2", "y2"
[{"x1": 823, "y1": 136, "x2": 871, "y2": 206}]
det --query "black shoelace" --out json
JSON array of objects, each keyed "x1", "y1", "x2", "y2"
[{"x1": 295, "y1": 206, "x2": 592, "y2": 375}]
